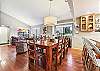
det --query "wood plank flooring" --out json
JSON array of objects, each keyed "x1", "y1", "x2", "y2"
[{"x1": 0, "y1": 45, "x2": 84, "y2": 71}]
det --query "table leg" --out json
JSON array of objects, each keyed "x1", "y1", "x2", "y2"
[{"x1": 46, "y1": 47, "x2": 52, "y2": 71}]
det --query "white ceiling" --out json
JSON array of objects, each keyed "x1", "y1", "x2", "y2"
[
  {"x1": 73, "y1": 0, "x2": 100, "y2": 16},
  {"x1": 0, "y1": 0, "x2": 100, "y2": 26}
]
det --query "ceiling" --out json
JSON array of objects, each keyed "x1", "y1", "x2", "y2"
[
  {"x1": 0, "y1": 0, "x2": 100, "y2": 26},
  {"x1": 73, "y1": 0, "x2": 100, "y2": 16}
]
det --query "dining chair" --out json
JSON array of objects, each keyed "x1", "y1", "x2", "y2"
[
  {"x1": 28, "y1": 42, "x2": 38, "y2": 70},
  {"x1": 58, "y1": 37, "x2": 65, "y2": 64},
  {"x1": 64, "y1": 36, "x2": 69, "y2": 54},
  {"x1": 51, "y1": 36, "x2": 64, "y2": 71},
  {"x1": 28, "y1": 39, "x2": 46, "y2": 70}
]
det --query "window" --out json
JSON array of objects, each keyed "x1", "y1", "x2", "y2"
[{"x1": 55, "y1": 23, "x2": 73, "y2": 36}]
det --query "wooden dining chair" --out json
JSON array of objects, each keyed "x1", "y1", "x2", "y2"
[
  {"x1": 51, "y1": 36, "x2": 63, "y2": 71},
  {"x1": 64, "y1": 36, "x2": 69, "y2": 54},
  {"x1": 28, "y1": 42, "x2": 38, "y2": 70},
  {"x1": 28, "y1": 40, "x2": 46, "y2": 70},
  {"x1": 58, "y1": 37, "x2": 65, "y2": 64}
]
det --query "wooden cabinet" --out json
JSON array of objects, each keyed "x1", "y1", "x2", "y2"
[{"x1": 81, "y1": 14, "x2": 95, "y2": 32}]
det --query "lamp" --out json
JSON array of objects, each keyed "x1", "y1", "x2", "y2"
[{"x1": 44, "y1": 0, "x2": 57, "y2": 26}]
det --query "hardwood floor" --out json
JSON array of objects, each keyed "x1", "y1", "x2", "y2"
[
  {"x1": 0, "y1": 45, "x2": 84, "y2": 71},
  {"x1": 58, "y1": 48, "x2": 84, "y2": 71}
]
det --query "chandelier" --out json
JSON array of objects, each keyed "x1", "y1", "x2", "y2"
[{"x1": 44, "y1": 0, "x2": 57, "y2": 26}]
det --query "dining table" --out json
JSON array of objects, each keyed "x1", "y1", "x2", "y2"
[{"x1": 35, "y1": 40, "x2": 58, "y2": 71}]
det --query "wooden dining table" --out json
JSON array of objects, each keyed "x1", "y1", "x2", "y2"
[{"x1": 35, "y1": 40, "x2": 58, "y2": 71}]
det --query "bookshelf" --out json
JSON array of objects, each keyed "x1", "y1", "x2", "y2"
[{"x1": 81, "y1": 14, "x2": 95, "y2": 32}]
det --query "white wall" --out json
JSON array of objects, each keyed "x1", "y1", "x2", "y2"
[{"x1": 0, "y1": 11, "x2": 29, "y2": 37}]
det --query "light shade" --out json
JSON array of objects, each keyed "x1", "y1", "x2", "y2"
[{"x1": 44, "y1": 16, "x2": 57, "y2": 26}]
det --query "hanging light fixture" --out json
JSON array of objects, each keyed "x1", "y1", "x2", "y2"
[{"x1": 44, "y1": 0, "x2": 57, "y2": 26}]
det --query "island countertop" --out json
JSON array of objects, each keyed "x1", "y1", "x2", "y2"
[
  {"x1": 85, "y1": 36, "x2": 100, "y2": 48},
  {"x1": 87, "y1": 37, "x2": 100, "y2": 43}
]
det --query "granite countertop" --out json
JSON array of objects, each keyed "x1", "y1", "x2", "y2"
[{"x1": 86, "y1": 36, "x2": 100, "y2": 43}]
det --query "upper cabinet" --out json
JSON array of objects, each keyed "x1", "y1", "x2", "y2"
[{"x1": 81, "y1": 14, "x2": 95, "y2": 32}]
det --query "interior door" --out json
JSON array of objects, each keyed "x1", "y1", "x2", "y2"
[{"x1": 0, "y1": 26, "x2": 9, "y2": 44}]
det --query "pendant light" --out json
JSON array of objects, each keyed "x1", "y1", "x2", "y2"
[{"x1": 44, "y1": 0, "x2": 57, "y2": 26}]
